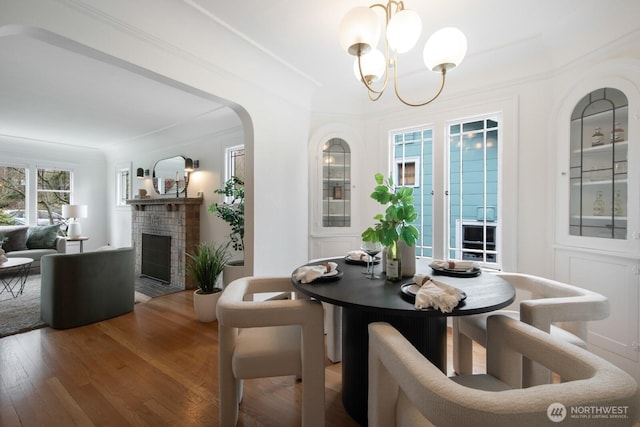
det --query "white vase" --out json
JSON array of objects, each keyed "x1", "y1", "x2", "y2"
[
  {"x1": 193, "y1": 289, "x2": 222, "y2": 322},
  {"x1": 223, "y1": 259, "x2": 246, "y2": 287},
  {"x1": 399, "y1": 240, "x2": 416, "y2": 277}
]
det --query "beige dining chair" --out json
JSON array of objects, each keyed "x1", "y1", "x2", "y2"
[
  {"x1": 452, "y1": 272, "x2": 609, "y2": 385},
  {"x1": 217, "y1": 276, "x2": 326, "y2": 427},
  {"x1": 369, "y1": 317, "x2": 638, "y2": 427}
]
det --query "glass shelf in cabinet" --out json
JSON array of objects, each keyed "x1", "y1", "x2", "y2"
[
  {"x1": 572, "y1": 178, "x2": 627, "y2": 186},
  {"x1": 572, "y1": 140, "x2": 628, "y2": 155}
]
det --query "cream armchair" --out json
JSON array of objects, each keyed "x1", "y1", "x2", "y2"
[
  {"x1": 216, "y1": 276, "x2": 325, "y2": 427},
  {"x1": 453, "y1": 272, "x2": 609, "y2": 385},
  {"x1": 369, "y1": 317, "x2": 638, "y2": 427}
]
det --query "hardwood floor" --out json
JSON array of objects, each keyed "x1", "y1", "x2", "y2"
[{"x1": 0, "y1": 290, "x2": 484, "y2": 427}]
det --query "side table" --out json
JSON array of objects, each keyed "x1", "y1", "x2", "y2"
[
  {"x1": 0, "y1": 257, "x2": 34, "y2": 298},
  {"x1": 66, "y1": 236, "x2": 89, "y2": 253}
]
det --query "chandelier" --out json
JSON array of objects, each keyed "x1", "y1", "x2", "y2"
[{"x1": 339, "y1": 1, "x2": 467, "y2": 107}]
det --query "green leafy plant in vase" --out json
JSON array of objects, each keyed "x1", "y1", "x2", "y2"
[
  {"x1": 209, "y1": 176, "x2": 244, "y2": 254},
  {"x1": 362, "y1": 173, "x2": 419, "y2": 281},
  {"x1": 186, "y1": 241, "x2": 231, "y2": 322},
  {"x1": 209, "y1": 176, "x2": 246, "y2": 286}
]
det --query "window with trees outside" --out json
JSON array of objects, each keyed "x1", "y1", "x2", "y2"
[
  {"x1": 392, "y1": 114, "x2": 500, "y2": 267},
  {"x1": 0, "y1": 164, "x2": 71, "y2": 231}
]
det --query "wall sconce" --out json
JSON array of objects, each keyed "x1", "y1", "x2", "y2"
[
  {"x1": 184, "y1": 158, "x2": 199, "y2": 172},
  {"x1": 136, "y1": 168, "x2": 149, "y2": 178},
  {"x1": 184, "y1": 158, "x2": 199, "y2": 197}
]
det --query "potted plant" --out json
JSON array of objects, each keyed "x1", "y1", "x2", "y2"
[
  {"x1": 186, "y1": 241, "x2": 231, "y2": 322},
  {"x1": 209, "y1": 176, "x2": 246, "y2": 286},
  {"x1": 362, "y1": 173, "x2": 419, "y2": 281}
]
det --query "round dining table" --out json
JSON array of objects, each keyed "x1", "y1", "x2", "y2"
[{"x1": 291, "y1": 257, "x2": 515, "y2": 426}]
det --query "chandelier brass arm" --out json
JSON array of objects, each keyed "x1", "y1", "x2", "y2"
[{"x1": 339, "y1": 0, "x2": 467, "y2": 107}]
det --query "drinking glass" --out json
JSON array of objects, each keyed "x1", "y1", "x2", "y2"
[{"x1": 361, "y1": 241, "x2": 382, "y2": 279}]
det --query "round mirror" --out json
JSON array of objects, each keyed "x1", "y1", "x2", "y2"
[{"x1": 152, "y1": 156, "x2": 186, "y2": 195}]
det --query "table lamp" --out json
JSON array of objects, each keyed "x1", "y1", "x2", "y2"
[{"x1": 62, "y1": 204, "x2": 88, "y2": 239}]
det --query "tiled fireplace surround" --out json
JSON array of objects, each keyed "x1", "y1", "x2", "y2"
[{"x1": 127, "y1": 197, "x2": 202, "y2": 290}]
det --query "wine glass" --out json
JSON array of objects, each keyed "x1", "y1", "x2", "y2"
[{"x1": 361, "y1": 241, "x2": 382, "y2": 279}]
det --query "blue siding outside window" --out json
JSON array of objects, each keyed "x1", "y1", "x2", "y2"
[{"x1": 392, "y1": 116, "x2": 500, "y2": 266}]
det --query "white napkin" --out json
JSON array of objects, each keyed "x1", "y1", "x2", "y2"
[
  {"x1": 295, "y1": 262, "x2": 338, "y2": 283},
  {"x1": 413, "y1": 274, "x2": 463, "y2": 313},
  {"x1": 346, "y1": 250, "x2": 368, "y2": 261},
  {"x1": 430, "y1": 259, "x2": 477, "y2": 271}
]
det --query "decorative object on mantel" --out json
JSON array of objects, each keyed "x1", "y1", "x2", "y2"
[
  {"x1": 186, "y1": 241, "x2": 231, "y2": 322},
  {"x1": 338, "y1": 1, "x2": 467, "y2": 107},
  {"x1": 61, "y1": 204, "x2": 88, "y2": 239},
  {"x1": 209, "y1": 176, "x2": 245, "y2": 286},
  {"x1": 361, "y1": 173, "x2": 419, "y2": 282}
]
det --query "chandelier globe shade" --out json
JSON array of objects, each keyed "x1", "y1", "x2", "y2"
[
  {"x1": 339, "y1": 6, "x2": 381, "y2": 55},
  {"x1": 353, "y1": 48, "x2": 386, "y2": 83},
  {"x1": 423, "y1": 27, "x2": 468, "y2": 72},
  {"x1": 339, "y1": 1, "x2": 467, "y2": 107},
  {"x1": 386, "y1": 9, "x2": 422, "y2": 53}
]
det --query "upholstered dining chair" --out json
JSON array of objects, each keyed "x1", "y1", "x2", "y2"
[
  {"x1": 453, "y1": 272, "x2": 609, "y2": 385},
  {"x1": 369, "y1": 317, "x2": 638, "y2": 427},
  {"x1": 216, "y1": 276, "x2": 325, "y2": 427}
]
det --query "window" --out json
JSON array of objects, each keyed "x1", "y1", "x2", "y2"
[
  {"x1": 395, "y1": 159, "x2": 419, "y2": 187},
  {"x1": 226, "y1": 145, "x2": 245, "y2": 182},
  {"x1": 392, "y1": 129, "x2": 433, "y2": 256},
  {"x1": 0, "y1": 165, "x2": 27, "y2": 225},
  {"x1": 0, "y1": 163, "x2": 71, "y2": 227},
  {"x1": 36, "y1": 168, "x2": 71, "y2": 225},
  {"x1": 447, "y1": 117, "x2": 499, "y2": 264},
  {"x1": 116, "y1": 165, "x2": 131, "y2": 207},
  {"x1": 391, "y1": 115, "x2": 500, "y2": 267}
]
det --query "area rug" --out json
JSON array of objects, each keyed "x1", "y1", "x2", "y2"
[
  {"x1": 0, "y1": 274, "x2": 45, "y2": 338},
  {"x1": 0, "y1": 274, "x2": 154, "y2": 338}
]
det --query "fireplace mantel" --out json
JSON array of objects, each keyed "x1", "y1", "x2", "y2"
[
  {"x1": 127, "y1": 197, "x2": 203, "y2": 211},
  {"x1": 127, "y1": 197, "x2": 203, "y2": 289}
]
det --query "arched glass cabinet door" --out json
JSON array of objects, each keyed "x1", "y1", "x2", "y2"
[
  {"x1": 322, "y1": 138, "x2": 351, "y2": 227},
  {"x1": 570, "y1": 88, "x2": 628, "y2": 239}
]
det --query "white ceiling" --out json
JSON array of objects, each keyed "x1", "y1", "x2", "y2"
[{"x1": 0, "y1": 0, "x2": 638, "y2": 151}]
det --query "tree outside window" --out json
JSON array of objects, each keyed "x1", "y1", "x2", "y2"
[
  {"x1": 0, "y1": 164, "x2": 71, "y2": 227},
  {"x1": 37, "y1": 168, "x2": 71, "y2": 226},
  {"x1": 0, "y1": 166, "x2": 26, "y2": 225}
]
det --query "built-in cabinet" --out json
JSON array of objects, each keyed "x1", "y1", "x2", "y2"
[
  {"x1": 555, "y1": 80, "x2": 640, "y2": 382},
  {"x1": 569, "y1": 88, "x2": 628, "y2": 240},
  {"x1": 309, "y1": 129, "x2": 361, "y2": 260},
  {"x1": 322, "y1": 138, "x2": 351, "y2": 228}
]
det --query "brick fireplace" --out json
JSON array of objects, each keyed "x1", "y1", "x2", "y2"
[{"x1": 127, "y1": 197, "x2": 202, "y2": 289}]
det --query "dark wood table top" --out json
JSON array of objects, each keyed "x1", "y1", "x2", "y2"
[{"x1": 292, "y1": 257, "x2": 515, "y2": 317}]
